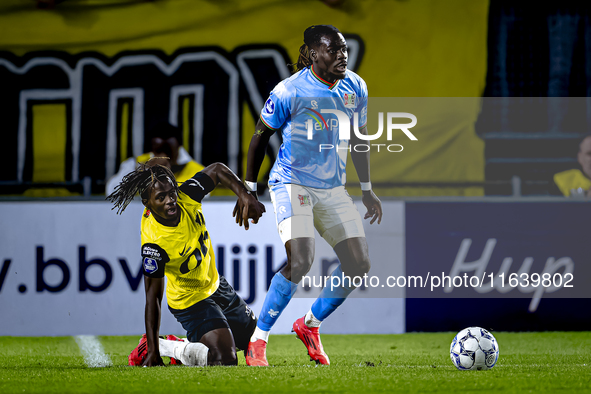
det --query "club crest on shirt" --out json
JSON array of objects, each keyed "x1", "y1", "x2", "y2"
[
  {"x1": 264, "y1": 98, "x2": 275, "y2": 114},
  {"x1": 344, "y1": 93, "x2": 356, "y2": 108},
  {"x1": 311, "y1": 100, "x2": 318, "y2": 109},
  {"x1": 143, "y1": 257, "x2": 158, "y2": 273},
  {"x1": 298, "y1": 194, "x2": 311, "y2": 206}
]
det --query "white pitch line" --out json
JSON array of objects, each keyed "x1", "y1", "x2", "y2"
[
  {"x1": 74, "y1": 335, "x2": 112, "y2": 368},
  {"x1": 353, "y1": 363, "x2": 589, "y2": 369}
]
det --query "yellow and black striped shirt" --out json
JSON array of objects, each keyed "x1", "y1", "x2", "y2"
[{"x1": 140, "y1": 172, "x2": 218, "y2": 310}]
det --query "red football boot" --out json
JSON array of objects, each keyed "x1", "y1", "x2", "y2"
[
  {"x1": 166, "y1": 335, "x2": 184, "y2": 365},
  {"x1": 245, "y1": 339, "x2": 269, "y2": 366},
  {"x1": 292, "y1": 316, "x2": 330, "y2": 365},
  {"x1": 128, "y1": 334, "x2": 148, "y2": 366}
]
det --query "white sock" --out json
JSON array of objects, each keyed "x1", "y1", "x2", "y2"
[
  {"x1": 250, "y1": 326, "x2": 270, "y2": 343},
  {"x1": 158, "y1": 338, "x2": 208, "y2": 366},
  {"x1": 178, "y1": 342, "x2": 208, "y2": 366},
  {"x1": 158, "y1": 337, "x2": 178, "y2": 358},
  {"x1": 305, "y1": 309, "x2": 322, "y2": 328}
]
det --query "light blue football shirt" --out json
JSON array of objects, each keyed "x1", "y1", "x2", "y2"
[{"x1": 260, "y1": 66, "x2": 368, "y2": 189}]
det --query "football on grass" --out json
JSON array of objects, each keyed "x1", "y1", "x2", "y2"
[{"x1": 450, "y1": 327, "x2": 499, "y2": 370}]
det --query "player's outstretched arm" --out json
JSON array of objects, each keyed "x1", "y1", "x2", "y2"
[
  {"x1": 201, "y1": 163, "x2": 266, "y2": 230},
  {"x1": 229, "y1": 119, "x2": 276, "y2": 228},
  {"x1": 143, "y1": 276, "x2": 165, "y2": 367},
  {"x1": 351, "y1": 125, "x2": 383, "y2": 225},
  {"x1": 244, "y1": 119, "x2": 276, "y2": 197}
]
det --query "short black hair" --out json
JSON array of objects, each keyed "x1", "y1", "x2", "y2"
[
  {"x1": 303, "y1": 25, "x2": 341, "y2": 49},
  {"x1": 292, "y1": 25, "x2": 342, "y2": 73}
]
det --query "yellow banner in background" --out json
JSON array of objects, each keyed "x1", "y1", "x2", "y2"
[{"x1": 0, "y1": 0, "x2": 488, "y2": 196}]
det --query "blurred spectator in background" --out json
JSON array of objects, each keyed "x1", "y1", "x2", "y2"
[
  {"x1": 106, "y1": 123, "x2": 203, "y2": 195},
  {"x1": 553, "y1": 135, "x2": 591, "y2": 197}
]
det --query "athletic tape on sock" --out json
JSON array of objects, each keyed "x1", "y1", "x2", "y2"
[{"x1": 179, "y1": 342, "x2": 208, "y2": 366}]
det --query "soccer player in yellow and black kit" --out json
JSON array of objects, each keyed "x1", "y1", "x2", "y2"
[{"x1": 108, "y1": 160, "x2": 265, "y2": 366}]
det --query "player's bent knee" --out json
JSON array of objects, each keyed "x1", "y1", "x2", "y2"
[
  {"x1": 207, "y1": 347, "x2": 237, "y2": 366},
  {"x1": 290, "y1": 257, "x2": 313, "y2": 279},
  {"x1": 338, "y1": 245, "x2": 371, "y2": 277},
  {"x1": 353, "y1": 250, "x2": 371, "y2": 274},
  {"x1": 285, "y1": 237, "x2": 315, "y2": 282},
  {"x1": 341, "y1": 257, "x2": 371, "y2": 278},
  {"x1": 358, "y1": 257, "x2": 371, "y2": 275},
  {"x1": 198, "y1": 327, "x2": 237, "y2": 365}
]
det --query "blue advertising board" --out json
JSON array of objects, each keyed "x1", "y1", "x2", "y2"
[{"x1": 405, "y1": 201, "x2": 591, "y2": 331}]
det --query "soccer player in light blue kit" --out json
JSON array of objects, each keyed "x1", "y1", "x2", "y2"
[{"x1": 239, "y1": 25, "x2": 382, "y2": 366}]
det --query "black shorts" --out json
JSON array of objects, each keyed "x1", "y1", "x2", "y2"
[{"x1": 168, "y1": 276, "x2": 257, "y2": 351}]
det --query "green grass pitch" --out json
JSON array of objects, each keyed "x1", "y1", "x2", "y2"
[{"x1": 0, "y1": 332, "x2": 590, "y2": 393}]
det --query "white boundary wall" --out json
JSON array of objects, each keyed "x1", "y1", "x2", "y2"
[{"x1": 0, "y1": 200, "x2": 405, "y2": 336}]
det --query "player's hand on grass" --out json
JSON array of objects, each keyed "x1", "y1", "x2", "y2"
[
  {"x1": 362, "y1": 190, "x2": 382, "y2": 225},
  {"x1": 233, "y1": 190, "x2": 265, "y2": 230},
  {"x1": 142, "y1": 351, "x2": 165, "y2": 367}
]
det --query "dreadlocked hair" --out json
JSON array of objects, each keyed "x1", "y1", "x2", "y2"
[
  {"x1": 293, "y1": 43, "x2": 312, "y2": 73},
  {"x1": 290, "y1": 24, "x2": 342, "y2": 73},
  {"x1": 106, "y1": 158, "x2": 178, "y2": 215}
]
